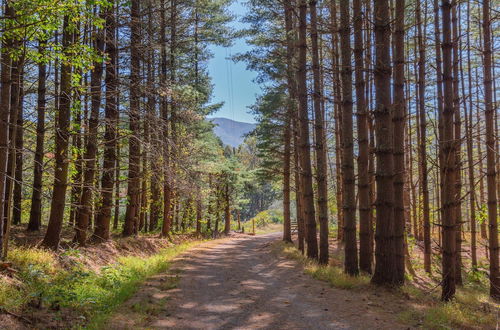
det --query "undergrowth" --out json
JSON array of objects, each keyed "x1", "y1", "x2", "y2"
[
  {"x1": 272, "y1": 241, "x2": 370, "y2": 289},
  {"x1": 273, "y1": 241, "x2": 499, "y2": 329},
  {"x1": 0, "y1": 240, "x2": 200, "y2": 328}
]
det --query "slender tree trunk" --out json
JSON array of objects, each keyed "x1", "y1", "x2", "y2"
[
  {"x1": 196, "y1": 196, "x2": 202, "y2": 236},
  {"x1": 482, "y1": 0, "x2": 499, "y2": 300},
  {"x1": 224, "y1": 183, "x2": 231, "y2": 235},
  {"x1": 96, "y1": 2, "x2": 118, "y2": 240},
  {"x1": 310, "y1": 0, "x2": 329, "y2": 265},
  {"x1": 354, "y1": 0, "x2": 371, "y2": 274},
  {"x1": 465, "y1": 0, "x2": 477, "y2": 268},
  {"x1": 79, "y1": 14, "x2": 105, "y2": 244},
  {"x1": 13, "y1": 71, "x2": 24, "y2": 226},
  {"x1": 160, "y1": 0, "x2": 172, "y2": 238},
  {"x1": 416, "y1": 0, "x2": 431, "y2": 274},
  {"x1": 27, "y1": 41, "x2": 47, "y2": 232},
  {"x1": 330, "y1": 0, "x2": 344, "y2": 243},
  {"x1": 297, "y1": 0, "x2": 318, "y2": 260},
  {"x1": 451, "y1": 4, "x2": 463, "y2": 286},
  {"x1": 282, "y1": 0, "x2": 295, "y2": 244},
  {"x1": 41, "y1": 17, "x2": 73, "y2": 250},
  {"x1": 3, "y1": 50, "x2": 24, "y2": 257},
  {"x1": 392, "y1": 0, "x2": 406, "y2": 285},
  {"x1": 0, "y1": 3, "x2": 13, "y2": 257},
  {"x1": 294, "y1": 118, "x2": 305, "y2": 252},
  {"x1": 123, "y1": 0, "x2": 141, "y2": 236},
  {"x1": 339, "y1": 0, "x2": 358, "y2": 275},
  {"x1": 440, "y1": 0, "x2": 457, "y2": 302}
]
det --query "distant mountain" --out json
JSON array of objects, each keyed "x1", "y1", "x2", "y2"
[{"x1": 210, "y1": 117, "x2": 256, "y2": 148}]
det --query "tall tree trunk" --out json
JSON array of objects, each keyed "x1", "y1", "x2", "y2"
[
  {"x1": 294, "y1": 118, "x2": 305, "y2": 252},
  {"x1": 41, "y1": 17, "x2": 73, "y2": 250},
  {"x1": 440, "y1": 0, "x2": 457, "y2": 302},
  {"x1": 372, "y1": 0, "x2": 396, "y2": 285},
  {"x1": 13, "y1": 71, "x2": 24, "y2": 226},
  {"x1": 224, "y1": 183, "x2": 231, "y2": 235},
  {"x1": 310, "y1": 0, "x2": 329, "y2": 265},
  {"x1": 451, "y1": 4, "x2": 462, "y2": 286},
  {"x1": 354, "y1": 0, "x2": 371, "y2": 274},
  {"x1": 282, "y1": 0, "x2": 295, "y2": 244},
  {"x1": 392, "y1": 0, "x2": 406, "y2": 285},
  {"x1": 27, "y1": 41, "x2": 47, "y2": 232},
  {"x1": 160, "y1": 0, "x2": 172, "y2": 238},
  {"x1": 96, "y1": 1, "x2": 118, "y2": 240},
  {"x1": 297, "y1": 0, "x2": 318, "y2": 260},
  {"x1": 339, "y1": 0, "x2": 358, "y2": 275},
  {"x1": 0, "y1": 3, "x2": 13, "y2": 257},
  {"x1": 3, "y1": 49, "x2": 24, "y2": 257},
  {"x1": 482, "y1": 0, "x2": 499, "y2": 300},
  {"x1": 465, "y1": 0, "x2": 477, "y2": 268},
  {"x1": 330, "y1": 0, "x2": 343, "y2": 243},
  {"x1": 123, "y1": 0, "x2": 141, "y2": 236},
  {"x1": 416, "y1": 0, "x2": 431, "y2": 274},
  {"x1": 80, "y1": 15, "x2": 105, "y2": 244}
]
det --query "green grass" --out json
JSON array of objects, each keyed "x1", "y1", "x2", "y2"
[
  {"x1": 254, "y1": 223, "x2": 282, "y2": 235},
  {"x1": 1, "y1": 241, "x2": 200, "y2": 329},
  {"x1": 272, "y1": 241, "x2": 370, "y2": 290},
  {"x1": 273, "y1": 241, "x2": 499, "y2": 329},
  {"x1": 398, "y1": 284, "x2": 498, "y2": 329}
]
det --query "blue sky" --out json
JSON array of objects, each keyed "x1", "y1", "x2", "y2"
[{"x1": 207, "y1": 0, "x2": 259, "y2": 124}]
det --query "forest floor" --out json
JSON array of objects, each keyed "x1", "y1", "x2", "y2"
[
  {"x1": 0, "y1": 225, "x2": 204, "y2": 329},
  {"x1": 106, "y1": 233, "x2": 407, "y2": 329}
]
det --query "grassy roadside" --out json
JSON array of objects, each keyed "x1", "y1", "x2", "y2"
[
  {"x1": 0, "y1": 239, "x2": 202, "y2": 329},
  {"x1": 272, "y1": 241, "x2": 499, "y2": 329}
]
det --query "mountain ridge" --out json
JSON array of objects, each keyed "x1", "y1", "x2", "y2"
[{"x1": 210, "y1": 117, "x2": 256, "y2": 147}]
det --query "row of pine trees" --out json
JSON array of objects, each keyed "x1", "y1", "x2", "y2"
[{"x1": 246, "y1": 0, "x2": 498, "y2": 302}]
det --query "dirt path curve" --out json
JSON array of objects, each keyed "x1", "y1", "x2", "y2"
[{"x1": 108, "y1": 233, "x2": 407, "y2": 329}]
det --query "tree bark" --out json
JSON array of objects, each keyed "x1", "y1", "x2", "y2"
[
  {"x1": 465, "y1": 0, "x2": 477, "y2": 268},
  {"x1": 416, "y1": 0, "x2": 431, "y2": 274},
  {"x1": 392, "y1": 0, "x2": 406, "y2": 285},
  {"x1": 13, "y1": 71, "x2": 24, "y2": 226},
  {"x1": 41, "y1": 17, "x2": 73, "y2": 250},
  {"x1": 372, "y1": 0, "x2": 396, "y2": 285},
  {"x1": 95, "y1": 1, "x2": 118, "y2": 241},
  {"x1": 297, "y1": 0, "x2": 318, "y2": 260},
  {"x1": 354, "y1": 0, "x2": 371, "y2": 274},
  {"x1": 282, "y1": 0, "x2": 295, "y2": 244},
  {"x1": 80, "y1": 12, "x2": 105, "y2": 244},
  {"x1": 482, "y1": 0, "x2": 499, "y2": 300},
  {"x1": 440, "y1": 0, "x2": 457, "y2": 301},
  {"x1": 310, "y1": 0, "x2": 329, "y2": 265},
  {"x1": 27, "y1": 41, "x2": 47, "y2": 232},
  {"x1": 451, "y1": 4, "x2": 462, "y2": 286},
  {"x1": 339, "y1": 0, "x2": 358, "y2": 275},
  {"x1": 123, "y1": 0, "x2": 141, "y2": 236},
  {"x1": 0, "y1": 3, "x2": 14, "y2": 257}
]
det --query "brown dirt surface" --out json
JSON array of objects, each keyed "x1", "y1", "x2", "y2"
[{"x1": 106, "y1": 233, "x2": 410, "y2": 329}]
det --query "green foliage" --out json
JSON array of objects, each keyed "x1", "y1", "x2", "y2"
[
  {"x1": 251, "y1": 209, "x2": 283, "y2": 228},
  {"x1": 0, "y1": 241, "x2": 199, "y2": 328}
]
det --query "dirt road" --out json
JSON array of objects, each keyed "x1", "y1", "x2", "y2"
[{"x1": 108, "y1": 233, "x2": 407, "y2": 329}]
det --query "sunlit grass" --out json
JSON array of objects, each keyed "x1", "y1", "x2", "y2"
[
  {"x1": 1, "y1": 240, "x2": 200, "y2": 328},
  {"x1": 398, "y1": 287, "x2": 498, "y2": 329},
  {"x1": 274, "y1": 240, "x2": 499, "y2": 329},
  {"x1": 272, "y1": 241, "x2": 370, "y2": 290}
]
